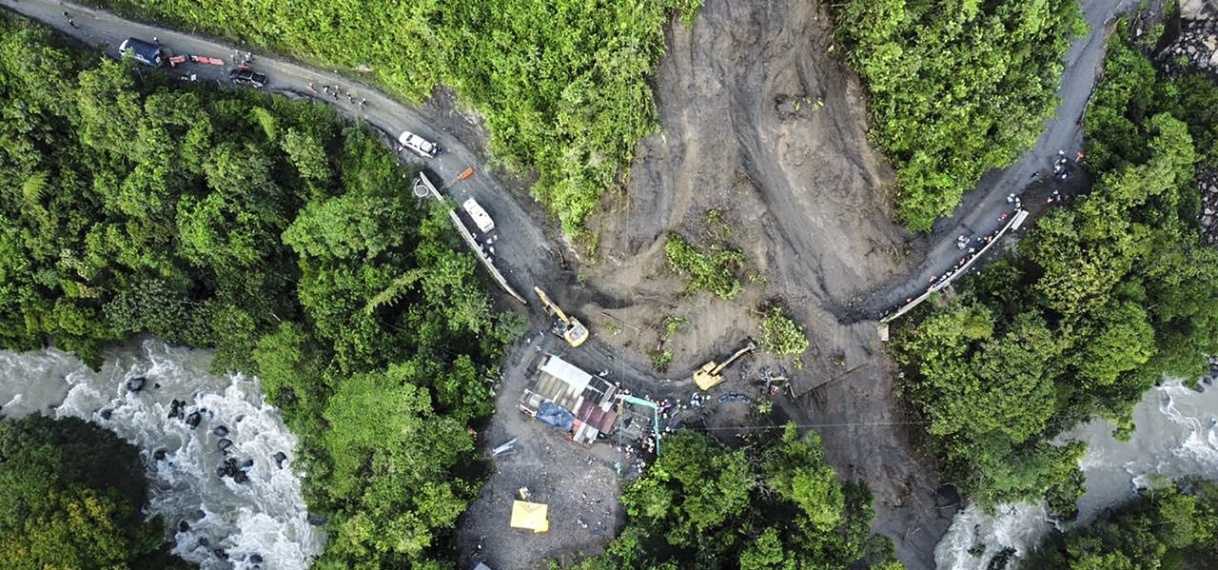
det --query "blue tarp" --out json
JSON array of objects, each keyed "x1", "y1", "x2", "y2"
[
  {"x1": 536, "y1": 402, "x2": 574, "y2": 432},
  {"x1": 717, "y1": 392, "x2": 753, "y2": 404}
]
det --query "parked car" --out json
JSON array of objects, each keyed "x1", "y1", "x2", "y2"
[
  {"x1": 229, "y1": 68, "x2": 268, "y2": 88},
  {"x1": 118, "y1": 38, "x2": 164, "y2": 67},
  {"x1": 398, "y1": 130, "x2": 441, "y2": 158}
]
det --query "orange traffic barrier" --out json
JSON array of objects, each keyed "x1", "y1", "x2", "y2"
[{"x1": 458, "y1": 167, "x2": 474, "y2": 181}]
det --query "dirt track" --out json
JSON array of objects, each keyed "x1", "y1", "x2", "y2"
[{"x1": 1, "y1": 0, "x2": 1142, "y2": 568}]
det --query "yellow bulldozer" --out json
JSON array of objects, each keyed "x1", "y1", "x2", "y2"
[
  {"x1": 693, "y1": 341, "x2": 756, "y2": 390},
  {"x1": 534, "y1": 287, "x2": 589, "y2": 348}
]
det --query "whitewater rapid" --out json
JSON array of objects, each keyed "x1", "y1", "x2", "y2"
[
  {"x1": 934, "y1": 378, "x2": 1218, "y2": 569},
  {"x1": 0, "y1": 340, "x2": 323, "y2": 570}
]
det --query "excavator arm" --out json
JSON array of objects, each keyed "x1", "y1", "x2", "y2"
[
  {"x1": 533, "y1": 287, "x2": 571, "y2": 326},
  {"x1": 533, "y1": 287, "x2": 588, "y2": 347},
  {"x1": 694, "y1": 341, "x2": 756, "y2": 390},
  {"x1": 711, "y1": 341, "x2": 757, "y2": 376}
]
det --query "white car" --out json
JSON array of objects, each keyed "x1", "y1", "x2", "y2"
[{"x1": 398, "y1": 130, "x2": 441, "y2": 158}]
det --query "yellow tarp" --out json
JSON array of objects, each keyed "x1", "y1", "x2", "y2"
[{"x1": 510, "y1": 500, "x2": 549, "y2": 533}]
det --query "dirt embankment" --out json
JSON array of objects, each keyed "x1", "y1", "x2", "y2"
[{"x1": 567, "y1": 0, "x2": 956, "y2": 567}]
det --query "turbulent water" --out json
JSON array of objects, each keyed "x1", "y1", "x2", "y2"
[
  {"x1": 934, "y1": 378, "x2": 1218, "y2": 569},
  {"x1": 0, "y1": 340, "x2": 323, "y2": 570}
]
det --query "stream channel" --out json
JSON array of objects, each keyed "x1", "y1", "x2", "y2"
[
  {"x1": 0, "y1": 339, "x2": 323, "y2": 570},
  {"x1": 935, "y1": 377, "x2": 1218, "y2": 569}
]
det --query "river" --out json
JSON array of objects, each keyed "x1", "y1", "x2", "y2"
[
  {"x1": 934, "y1": 378, "x2": 1218, "y2": 569},
  {"x1": 0, "y1": 339, "x2": 323, "y2": 570}
]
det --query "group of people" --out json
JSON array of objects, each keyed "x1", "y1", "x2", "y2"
[
  {"x1": 310, "y1": 83, "x2": 368, "y2": 107},
  {"x1": 1006, "y1": 192, "x2": 1023, "y2": 210}
]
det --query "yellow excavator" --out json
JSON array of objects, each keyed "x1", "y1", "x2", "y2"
[
  {"x1": 534, "y1": 287, "x2": 589, "y2": 348},
  {"x1": 693, "y1": 341, "x2": 757, "y2": 390}
]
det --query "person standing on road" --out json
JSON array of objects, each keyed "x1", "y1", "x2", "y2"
[{"x1": 67, "y1": 18, "x2": 77, "y2": 28}]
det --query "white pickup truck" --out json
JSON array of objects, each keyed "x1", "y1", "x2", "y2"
[
  {"x1": 462, "y1": 198, "x2": 495, "y2": 234},
  {"x1": 398, "y1": 130, "x2": 441, "y2": 158}
]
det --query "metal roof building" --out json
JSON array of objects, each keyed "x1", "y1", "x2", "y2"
[{"x1": 519, "y1": 354, "x2": 618, "y2": 444}]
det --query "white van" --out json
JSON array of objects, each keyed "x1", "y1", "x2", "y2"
[{"x1": 462, "y1": 198, "x2": 495, "y2": 234}]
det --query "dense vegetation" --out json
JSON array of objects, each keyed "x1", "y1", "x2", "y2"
[
  {"x1": 758, "y1": 306, "x2": 809, "y2": 358},
  {"x1": 1025, "y1": 479, "x2": 1218, "y2": 569},
  {"x1": 664, "y1": 233, "x2": 745, "y2": 299},
  {"x1": 86, "y1": 0, "x2": 702, "y2": 236},
  {"x1": 0, "y1": 14, "x2": 520, "y2": 568},
  {"x1": 571, "y1": 426, "x2": 903, "y2": 570},
  {"x1": 834, "y1": 0, "x2": 1087, "y2": 230},
  {"x1": 0, "y1": 415, "x2": 190, "y2": 569},
  {"x1": 891, "y1": 26, "x2": 1218, "y2": 509}
]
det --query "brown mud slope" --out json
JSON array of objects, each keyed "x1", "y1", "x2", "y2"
[{"x1": 577, "y1": 0, "x2": 956, "y2": 567}]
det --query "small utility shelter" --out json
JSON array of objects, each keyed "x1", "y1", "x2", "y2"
[{"x1": 510, "y1": 500, "x2": 549, "y2": 533}]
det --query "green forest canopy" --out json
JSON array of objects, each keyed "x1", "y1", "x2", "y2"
[
  {"x1": 891, "y1": 25, "x2": 1218, "y2": 510},
  {"x1": 834, "y1": 0, "x2": 1087, "y2": 231},
  {"x1": 0, "y1": 13, "x2": 522, "y2": 568},
  {"x1": 1025, "y1": 479, "x2": 1218, "y2": 570},
  {"x1": 571, "y1": 426, "x2": 904, "y2": 570},
  {"x1": 0, "y1": 415, "x2": 191, "y2": 570},
  {"x1": 85, "y1": 0, "x2": 703, "y2": 237}
]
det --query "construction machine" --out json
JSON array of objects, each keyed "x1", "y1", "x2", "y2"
[
  {"x1": 693, "y1": 341, "x2": 756, "y2": 390},
  {"x1": 534, "y1": 287, "x2": 589, "y2": 348}
]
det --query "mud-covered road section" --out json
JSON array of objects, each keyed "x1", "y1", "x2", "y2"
[
  {"x1": 578, "y1": 1, "x2": 953, "y2": 567},
  {"x1": 847, "y1": 0, "x2": 1142, "y2": 321}
]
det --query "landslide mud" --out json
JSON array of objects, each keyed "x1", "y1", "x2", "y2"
[{"x1": 578, "y1": 0, "x2": 953, "y2": 566}]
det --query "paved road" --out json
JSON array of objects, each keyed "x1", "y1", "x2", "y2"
[
  {"x1": 853, "y1": 0, "x2": 1142, "y2": 320},
  {"x1": 2, "y1": 0, "x2": 563, "y2": 296},
  {"x1": 4, "y1": 0, "x2": 1143, "y2": 321}
]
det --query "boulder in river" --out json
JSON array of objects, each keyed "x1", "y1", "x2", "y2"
[
  {"x1": 125, "y1": 376, "x2": 147, "y2": 392},
  {"x1": 273, "y1": 451, "x2": 288, "y2": 468},
  {"x1": 168, "y1": 399, "x2": 185, "y2": 420},
  {"x1": 185, "y1": 410, "x2": 202, "y2": 429},
  {"x1": 99, "y1": 408, "x2": 113, "y2": 420},
  {"x1": 212, "y1": 425, "x2": 229, "y2": 437},
  {"x1": 153, "y1": 449, "x2": 167, "y2": 461},
  {"x1": 217, "y1": 438, "x2": 233, "y2": 453}
]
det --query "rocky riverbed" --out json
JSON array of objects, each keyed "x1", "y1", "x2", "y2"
[{"x1": 1150, "y1": 0, "x2": 1218, "y2": 76}]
